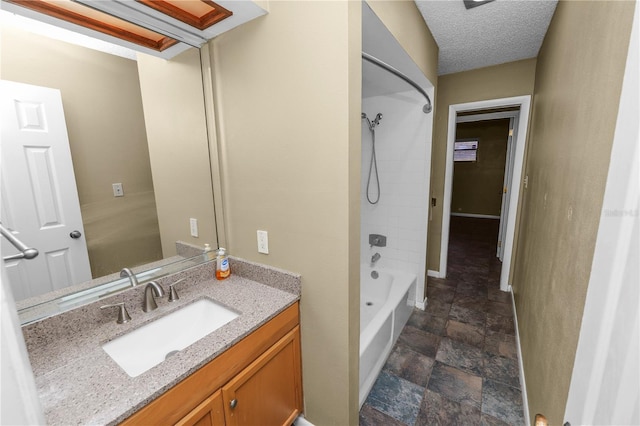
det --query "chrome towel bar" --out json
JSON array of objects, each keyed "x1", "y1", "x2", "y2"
[{"x1": 1, "y1": 222, "x2": 39, "y2": 261}]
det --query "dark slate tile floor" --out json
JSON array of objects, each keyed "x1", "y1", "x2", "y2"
[{"x1": 360, "y1": 216, "x2": 525, "y2": 425}]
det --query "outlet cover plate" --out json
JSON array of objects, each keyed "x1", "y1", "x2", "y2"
[
  {"x1": 190, "y1": 218, "x2": 198, "y2": 237},
  {"x1": 257, "y1": 230, "x2": 269, "y2": 254},
  {"x1": 112, "y1": 183, "x2": 124, "y2": 197}
]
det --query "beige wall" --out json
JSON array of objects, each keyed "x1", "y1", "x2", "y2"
[
  {"x1": 0, "y1": 26, "x2": 162, "y2": 277},
  {"x1": 209, "y1": 2, "x2": 360, "y2": 423},
  {"x1": 428, "y1": 58, "x2": 537, "y2": 271},
  {"x1": 453, "y1": 119, "x2": 510, "y2": 216},
  {"x1": 512, "y1": 1, "x2": 636, "y2": 423},
  {"x1": 137, "y1": 49, "x2": 218, "y2": 258},
  {"x1": 208, "y1": 1, "x2": 435, "y2": 423},
  {"x1": 367, "y1": 0, "x2": 439, "y2": 85}
]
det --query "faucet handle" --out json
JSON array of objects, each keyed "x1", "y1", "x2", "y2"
[
  {"x1": 100, "y1": 302, "x2": 131, "y2": 324},
  {"x1": 168, "y1": 278, "x2": 186, "y2": 302},
  {"x1": 369, "y1": 234, "x2": 387, "y2": 248}
]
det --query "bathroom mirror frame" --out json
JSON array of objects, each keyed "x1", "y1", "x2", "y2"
[{"x1": 1, "y1": 11, "x2": 228, "y2": 324}]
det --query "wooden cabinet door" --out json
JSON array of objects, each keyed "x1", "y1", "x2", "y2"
[
  {"x1": 222, "y1": 327, "x2": 302, "y2": 426},
  {"x1": 176, "y1": 390, "x2": 225, "y2": 426}
]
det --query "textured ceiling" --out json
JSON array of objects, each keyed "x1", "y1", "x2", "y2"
[{"x1": 415, "y1": 0, "x2": 558, "y2": 75}]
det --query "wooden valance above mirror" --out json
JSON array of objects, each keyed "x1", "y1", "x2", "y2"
[{"x1": 1, "y1": 0, "x2": 266, "y2": 59}]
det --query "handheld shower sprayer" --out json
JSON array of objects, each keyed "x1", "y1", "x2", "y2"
[
  {"x1": 361, "y1": 112, "x2": 383, "y2": 131},
  {"x1": 361, "y1": 111, "x2": 384, "y2": 204}
]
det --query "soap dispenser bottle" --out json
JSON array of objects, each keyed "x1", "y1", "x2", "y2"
[{"x1": 216, "y1": 247, "x2": 230, "y2": 280}]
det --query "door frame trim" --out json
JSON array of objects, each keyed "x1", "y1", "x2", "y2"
[
  {"x1": 455, "y1": 112, "x2": 520, "y2": 261},
  {"x1": 439, "y1": 95, "x2": 531, "y2": 291}
]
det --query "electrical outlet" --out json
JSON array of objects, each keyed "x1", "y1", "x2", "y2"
[
  {"x1": 112, "y1": 183, "x2": 124, "y2": 197},
  {"x1": 257, "y1": 230, "x2": 269, "y2": 254},
  {"x1": 190, "y1": 218, "x2": 198, "y2": 237}
]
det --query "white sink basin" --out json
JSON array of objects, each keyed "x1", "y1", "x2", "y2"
[{"x1": 102, "y1": 298, "x2": 239, "y2": 377}]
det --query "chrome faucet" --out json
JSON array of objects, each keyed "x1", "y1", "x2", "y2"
[
  {"x1": 120, "y1": 267, "x2": 139, "y2": 287},
  {"x1": 143, "y1": 281, "x2": 165, "y2": 312},
  {"x1": 371, "y1": 252, "x2": 381, "y2": 265}
]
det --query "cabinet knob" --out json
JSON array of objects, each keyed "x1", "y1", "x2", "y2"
[{"x1": 230, "y1": 399, "x2": 237, "y2": 409}]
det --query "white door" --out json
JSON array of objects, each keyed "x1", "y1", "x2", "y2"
[
  {"x1": 497, "y1": 116, "x2": 517, "y2": 261},
  {"x1": 1, "y1": 80, "x2": 92, "y2": 301},
  {"x1": 0, "y1": 267, "x2": 45, "y2": 424}
]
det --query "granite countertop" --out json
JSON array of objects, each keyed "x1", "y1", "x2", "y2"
[{"x1": 22, "y1": 258, "x2": 301, "y2": 425}]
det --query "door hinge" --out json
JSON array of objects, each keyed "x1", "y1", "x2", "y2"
[
  {"x1": 498, "y1": 240, "x2": 502, "y2": 248},
  {"x1": 504, "y1": 186, "x2": 508, "y2": 194},
  {"x1": 509, "y1": 128, "x2": 514, "y2": 137}
]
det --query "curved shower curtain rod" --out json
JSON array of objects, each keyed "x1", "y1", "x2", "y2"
[{"x1": 362, "y1": 52, "x2": 432, "y2": 114}]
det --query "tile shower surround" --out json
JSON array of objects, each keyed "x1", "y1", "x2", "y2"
[
  {"x1": 360, "y1": 216, "x2": 525, "y2": 425},
  {"x1": 361, "y1": 91, "x2": 432, "y2": 302}
]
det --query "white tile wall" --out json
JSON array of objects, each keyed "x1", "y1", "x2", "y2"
[{"x1": 361, "y1": 90, "x2": 433, "y2": 304}]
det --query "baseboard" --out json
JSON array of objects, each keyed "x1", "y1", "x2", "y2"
[
  {"x1": 294, "y1": 414, "x2": 315, "y2": 426},
  {"x1": 451, "y1": 212, "x2": 500, "y2": 219},
  {"x1": 415, "y1": 296, "x2": 427, "y2": 310},
  {"x1": 427, "y1": 269, "x2": 444, "y2": 279},
  {"x1": 510, "y1": 288, "x2": 530, "y2": 426}
]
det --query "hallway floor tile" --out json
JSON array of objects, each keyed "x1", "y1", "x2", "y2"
[
  {"x1": 359, "y1": 217, "x2": 526, "y2": 425},
  {"x1": 366, "y1": 370, "x2": 425, "y2": 425}
]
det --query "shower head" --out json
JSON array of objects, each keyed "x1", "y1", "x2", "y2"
[{"x1": 362, "y1": 112, "x2": 383, "y2": 130}]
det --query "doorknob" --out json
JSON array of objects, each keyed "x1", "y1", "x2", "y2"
[
  {"x1": 70, "y1": 230, "x2": 82, "y2": 239},
  {"x1": 230, "y1": 399, "x2": 237, "y2": 409}
]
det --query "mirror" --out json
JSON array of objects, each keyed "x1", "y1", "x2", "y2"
[{"x1": 0, "y1": 14, "x2": 219, "y2": 315}]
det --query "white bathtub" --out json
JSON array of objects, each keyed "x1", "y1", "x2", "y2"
[{"x1": 359, "y1": 264, "x2": 417, "y2": 407}]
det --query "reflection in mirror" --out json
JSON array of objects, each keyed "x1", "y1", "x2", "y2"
[
  {"x1": 18, "y1": 251, "x2": 211, "y2": 325},
  {"x1": 0, "y1": 12, "x2": 218, "y2": 313}
]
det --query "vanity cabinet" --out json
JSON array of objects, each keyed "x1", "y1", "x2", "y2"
[
  {"x1": 221, "y1": 327, "x2": 302, "y2": 426},
  {"x1": 121, "y1": 302, "x2": 302, "y2": 426},
  {"x1": 176, "y1": 391, "x2": 225, "y2": 426}
]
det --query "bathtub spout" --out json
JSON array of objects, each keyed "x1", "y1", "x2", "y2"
[{"x1": 371, "y1": 253, "x2": 381, "y2": 265}]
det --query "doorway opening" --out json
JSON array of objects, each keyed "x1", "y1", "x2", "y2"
[{"x1": 439, "y1": 96, "x2": 532, "y2": 292}]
